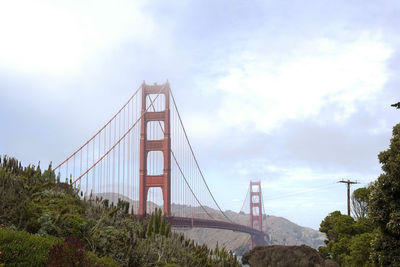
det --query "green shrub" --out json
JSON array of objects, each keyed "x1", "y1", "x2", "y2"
[
  {"x1": 0, "y1": 226, "x2": 60, "y2": 266},
  {"x1": 86, "y1": 251, "x2": 121, "y2": 267},
  {"x1": 0, "y1": 156, "x2": 240, "y2": 266}
]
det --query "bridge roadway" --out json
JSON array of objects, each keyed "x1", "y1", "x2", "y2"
[{"x1": 166, "y1": 216, "x2": 268, "y2": 239}]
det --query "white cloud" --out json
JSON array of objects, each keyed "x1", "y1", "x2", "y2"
[
  {"x1": 0, "y1": 0, "x2": 155, "y2": 75},
  {"x1": 213, "y1": 33, "x2": 393, "y2": 133},
  {"x1": 232, "y1": 157, "x2": 373, "y2": 195}
]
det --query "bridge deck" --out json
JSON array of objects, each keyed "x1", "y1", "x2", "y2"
[{"x1": 167, "y1": 216, "x2": 268, "y2": 237}]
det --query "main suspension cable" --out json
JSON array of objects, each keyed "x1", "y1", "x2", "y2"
[
  {"x1": 240, "y1": 186, "x2": 250, "y2": 213},
  {"x1": 169, "y1": 89, "x2": 233, "y2": 223},
  {"x1": 54, "y1": 86, "x2": 142, "y2": 171},
  {"x1": 71, "y1": 87, "x2": 164, "y2": 185},
  {"x1": 147, "y1": 95, "x2": 215, "y2": 220}
]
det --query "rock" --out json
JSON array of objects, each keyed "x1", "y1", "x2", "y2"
[{"x1": 241, "y1": 245, "x2": 338, "y2": 267}]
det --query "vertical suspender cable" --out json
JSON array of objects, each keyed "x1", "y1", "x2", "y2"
[
  {"x1": 73, "y1": 155, "x2": 76, "y2": 188},
  {"x1": 80, "y1": 149, "x2": 82, "y2": 193},
  {"x1": 86, "y1": 145, "x2": 89, "y2": 197},
  {"x1": 170, "y1": 89, "x2": 232, "y2": 222},
  {"x1": 92, "y1": 138, "x2": 95, "y2": 196},
  {"x1": 104, "y1": 125, "x2": 106, "y2": 194},
  {"x1": 113, "y1": 118, "x2": 116, "y2": 198},
  {"x1": 123, "y1": 107, "x2": 125, "y2": 197},
  {"x1": 109, "y1": 121, "x2": 111, "y2": 194},
  {"x1": 98, "y1": 132, "x2": 101, "y2": 194},
  {"x1": 66, "y1": 160, "x2": 68, "y2": 183},
  {"x1": 127, "y1": 101, "x2": 130, "y2": 204},
  {"x1": 118, "y1": 113, "x2": 121, "y2": 196}
]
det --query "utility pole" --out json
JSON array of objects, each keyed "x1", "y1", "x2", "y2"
[{"x1": 338, "y1": 180, "x2": 360, "y2": 216}]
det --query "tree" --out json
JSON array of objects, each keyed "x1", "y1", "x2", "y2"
[
  {"x1": 351, "y1": 187, "x2": 370, "y2": 220},
  {"x1": 343, "y1": 232, "x2": 374, "y2": 267},
  {"x1": 319, "y1": 211, "x2": 354, "y2": 265},
  {"x1": 320, "y1": 211, "x2": 356, "y2": 243},
  {"x1": 146, "y1": 213, "x2": 154, "y2": 238},
  {"x1": 391, "y1": 102, "x2": 400, "y2": 109},
  {"x1": 319, "y1": 210, "x2": 375, "y2": 266},
  {"x1": 369, "y1": 123, "x2": 400, "y2": 266}
]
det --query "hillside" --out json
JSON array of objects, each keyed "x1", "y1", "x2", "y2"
[
  {"x1": 96, "y1": 192, "x2": 326, "y2": 255},
  {"x1": 177, "y1": 210, "x2": 325, "y2": 255}
]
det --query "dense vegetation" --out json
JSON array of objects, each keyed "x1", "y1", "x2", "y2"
[
  {"x1": 318, "y1": 121, "x2": 400, "y2": 266},
  {"x1": 0, "y1": 157, "x2": 241, "y2": 266},
  {"x1": 242, "y1": 245, "x2": 338, "y2": 267}
]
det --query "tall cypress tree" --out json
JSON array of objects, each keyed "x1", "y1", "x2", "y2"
[
  {"x1": 154, "y1": 208, "x2": 160, "y2": 234},
  {"x1": 160, "y1": 213, "x2": 166, "y2": 236},
  {"x1": 146, "y1": 213, "x2": 154, "y2": 238}
]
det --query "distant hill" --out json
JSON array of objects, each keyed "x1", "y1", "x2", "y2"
[
  {"x1": 95, "y1": 192, "x2": 326, "y2": 255},
  {"x1": 176, "y1": 210, "x2": 326, "y2": 255}
]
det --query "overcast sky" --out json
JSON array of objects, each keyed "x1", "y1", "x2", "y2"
[{"x1": 0, "y1": 0, "x2": 399, "y2": 230}]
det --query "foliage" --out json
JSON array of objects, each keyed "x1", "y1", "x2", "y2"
[
  {"x1": 0, "y1": 156, "x2": 85, "y2": 236},
  {"x1": 242, "y1": 245, "x2": 334, "y2": 267},
  {"x1": 47, "y1": 235, "x2": 89, "y2": 266},
  {"x1": 343, "y1": 232, "x2": 374, "y2": 267},
  {"x1": 351, "y1": 187, "x2": 370, "y2": 220},
  {"x1": 86, "y1": 251, "x2": 121, "y2": 267},
  {"x1": 47, "y1": 235, "x2": 120, "y2": 267},
  {"x1": 146, "y1": 208, "x2": 170, "y2": 238},
  {"x1": 369, "y1": 123, "x2": 400, "y2": 266},
  {"x1": 0, "y1": 155, "x2": 241, "y2": 266},
  {"x1": 0, "y1": 225, "x2": 60, "y2": 266},
  {"x1": 391, "y1": 102, "x2": 400, "y2": 109},
  {"x1": 320, "y1": 120, "x2": 400, "y2": 266},
  {"x1": 318, "y1": 210, "x2": 375, "y2": 266}
]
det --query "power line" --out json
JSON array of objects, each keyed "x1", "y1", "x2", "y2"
[{"x1": 263, "y1": 182, "x2": 337, "y2": 201}]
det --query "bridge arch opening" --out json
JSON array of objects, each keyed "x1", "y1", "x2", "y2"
[
  {"x1": 146, "y1": 94, "x2": 165, "y2": 111},
  {"x1": 146, "y1": 187, "x2": 164, "y2": 214},
  {"x1": 251, "y1": 185, "x2": 260, "y2": 192},
  {"x1": 147, "y1": 151, "x2": 164, "y2": 175},
  {"x1": 147, "y1": 121, "x2": 164, "y2": 140},
  {"x1": 252, "y1": 195, "x2": 259, "y2": 202},
  {"x1": 252, "y1": 206, "x2": 259, "y2": 215}
]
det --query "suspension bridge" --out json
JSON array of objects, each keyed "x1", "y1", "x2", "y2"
[{"x1": 53, "y1": 81, "x2": 268, "y2": 249}]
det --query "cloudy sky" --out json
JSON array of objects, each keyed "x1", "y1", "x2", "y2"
[{"x1": 0, "y1": 0, "x2": 399, "y2": 230}]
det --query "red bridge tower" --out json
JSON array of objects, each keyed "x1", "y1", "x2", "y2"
[
  {"x1": 139, "y1": 82, "x2": 171, "y2": 216},
  {"x1": 250, "y1": 181, "x2": 265, "y2": 249}
]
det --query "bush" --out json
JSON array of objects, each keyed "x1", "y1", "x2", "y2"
[
  {"x1": 47, "y1": 235, "x2": 121, "y2": 267},
  {"x1": 86, "y1": 251, "x2": 121, "y2": 267},
  {"x1": 0, "y1": 225, "x2": 60, "y2": 266},
  {"x1": 47, "y1": 236, "x2": 88, "y2": 266},
  {"x1": 0, "y1": 156, "x2": 239, "y2": 266}
]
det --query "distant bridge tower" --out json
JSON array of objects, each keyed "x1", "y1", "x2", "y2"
[
  {"x1": 139, "y1": 82, "x2": 171, "y2": 216},
  {"x1": 249, "y1": 181, "x2": 265, "y2": 249}
]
